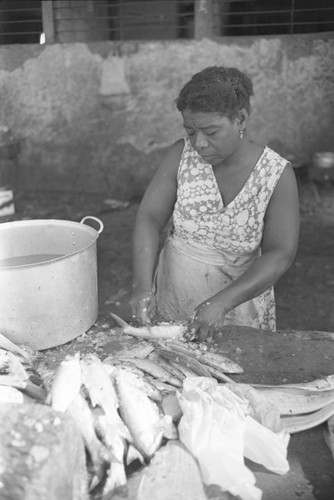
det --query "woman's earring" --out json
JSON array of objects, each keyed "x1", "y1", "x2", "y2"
[{"x1": 239, "y1": 129, "x2": 244, "y2": 139}]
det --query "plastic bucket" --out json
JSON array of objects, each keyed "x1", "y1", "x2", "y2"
[{"x1": 0, "y1": 216, "x2": 104, "y2": 350}]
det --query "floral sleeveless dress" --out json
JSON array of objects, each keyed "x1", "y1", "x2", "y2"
[{"x1": 154, "y1": 138, "x2": 289, "y2": 331}]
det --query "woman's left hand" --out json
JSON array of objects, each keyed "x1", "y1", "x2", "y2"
[{"x1": 188, "y1": 298, "x2": 226, "y2": 342}]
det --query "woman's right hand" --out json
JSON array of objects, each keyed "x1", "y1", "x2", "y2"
[{"x1": 129, "y1": 290, "x2": 156, "y2": 325}]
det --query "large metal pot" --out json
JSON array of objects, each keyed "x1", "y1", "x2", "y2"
[{"x1": 0, "y1": 216, "x2": 104, "y2": 350}]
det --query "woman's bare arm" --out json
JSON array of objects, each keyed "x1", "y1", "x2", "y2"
[{"x1": 131, "y1": 140, "x2": 184, "y2": 319}]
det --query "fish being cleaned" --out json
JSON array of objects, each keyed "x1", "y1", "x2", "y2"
[{"x1": 110, "y1": 313, "x2": 187, "y2": 340}]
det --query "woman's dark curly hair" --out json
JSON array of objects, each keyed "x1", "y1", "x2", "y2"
[{"x1": 176, "y1": 66, "x2": 254, "y2": 120}]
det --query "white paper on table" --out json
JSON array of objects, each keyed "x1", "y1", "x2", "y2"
[
  {"x1": 177, "y1": 377, "x2": 262, "y2": 500},
  {"x1": 225, "y1": 383, "x2": 290, "y2": 474},
  {"x1": 244, "y1": 415, "x2": 290, "y2": 474}
]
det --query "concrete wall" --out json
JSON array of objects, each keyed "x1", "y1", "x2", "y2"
[{"x1": 0, "y1": 34, "x2": 333, "y2": 199}]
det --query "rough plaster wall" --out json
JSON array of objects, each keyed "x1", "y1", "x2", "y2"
[{"x1": 0, "y1": 35, "x2": 333, "y2": 197}]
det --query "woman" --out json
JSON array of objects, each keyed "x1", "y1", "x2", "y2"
[{"x1": 130, "y1": 66, "x2": 300, "y2": 341}]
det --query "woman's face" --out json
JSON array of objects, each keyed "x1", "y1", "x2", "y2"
[{"x1": 181, "y1": 109, "x2": 241, "y2": 166}]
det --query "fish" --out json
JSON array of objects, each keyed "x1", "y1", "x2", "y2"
[
  {"x1": 0, "y1": 332, "x2": 33, "y2": 363},
  {"x1": 253, "y1": 386, "x2": 334, "y2": 416},
  {"x1": 81, "y1": 354, "x2": 133, "y2": 495},
  {"x1": 146, "y1": 376, "x2": 180, "y2": 395},
  {"x1": 126, "y1": 443, "x2": 145, "y2": 466},
  {"x1": 92, "y1": 407, "x2": 128, "y2": 496},
  {"x1": 0, "y1": 348, "x2": 28, "y2": 379},
  {"x1": 148, "y1": 351, "x2": 186, "y2": 381},
  {"x1": 0, "y1": 348, "x2": 47, "y2": 401},
  {"x1": 118, "y1": 357, "x2": 182, "y2": 388},
  {"x1": 204, "y1": 366, "x2": 236, "y2": 384},
  {"x1": 281, "y1": 401, "x2": 334, "y2": 434},
  {"x1": 253, "y1": 374, "x2": 334, "y2": 392},
  {"x1": 80, "y1": 354, "x2": 121, "y2": 421},
  {"x1": 103, "y1": 356, "x2": 147, "y2": 376},
  {"x1": 67, "y1": 393, "x2": 111, "y2": 480},
  {"x1": 157, "y1": 340, "x2": 244, "y2": 374},
  {"x1": 110, "y1": 365, "x2": 163, "y2": 403},
  {"x1": 110, "y1": 313, "x2": 187, "y2": 340},
  {"x1": 168, "y1": 359, "x2": 199, "y2": 378},
  {"x1": 154, "y1": 347, "x2": 212, "y2": 378},
  {"x1": 114, "y1": 342, "x2": 155, "y2": 359},
  {"x1": 0, "y1": 374, "x2": 46, "y2": 401},
  {"x1": 115, "y1": 370, "x2": 165, "y2": 459},
  {"x1": 49, "y1": 353, "x2": 82, "y2": 412}
]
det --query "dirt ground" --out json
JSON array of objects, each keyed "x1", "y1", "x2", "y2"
[{"x1": 2, "y1": 180, "x2": 334, "y2": 499}]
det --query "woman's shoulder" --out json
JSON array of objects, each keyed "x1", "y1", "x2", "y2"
[
  {"x1": 170, "y1": 137, "x2": 186, "y2": 155},
  {"x1": 263, "y1": 145, "x2": 291, "y2": 166},
  {"x1": 155, "y1": 138, "x2": 186, "y2": 179}
]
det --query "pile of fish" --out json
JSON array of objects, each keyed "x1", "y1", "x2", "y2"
[
  {"x1": 110, "y1": 315, "x2": 334, "y2": 437},
  {"x1": 0, "y1": 329, "x2": 244, "y2": 498},
  {"x1": 1, "y1": 324, "x2": 334, "y2": 498}
]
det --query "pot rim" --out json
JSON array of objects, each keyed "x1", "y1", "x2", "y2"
[
  {"x1": 0, "y1": 216, "x2": 104, "y2": 270},
  {"x1": 0, "y1": 216, "x2": 103, "y2": 235}
]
